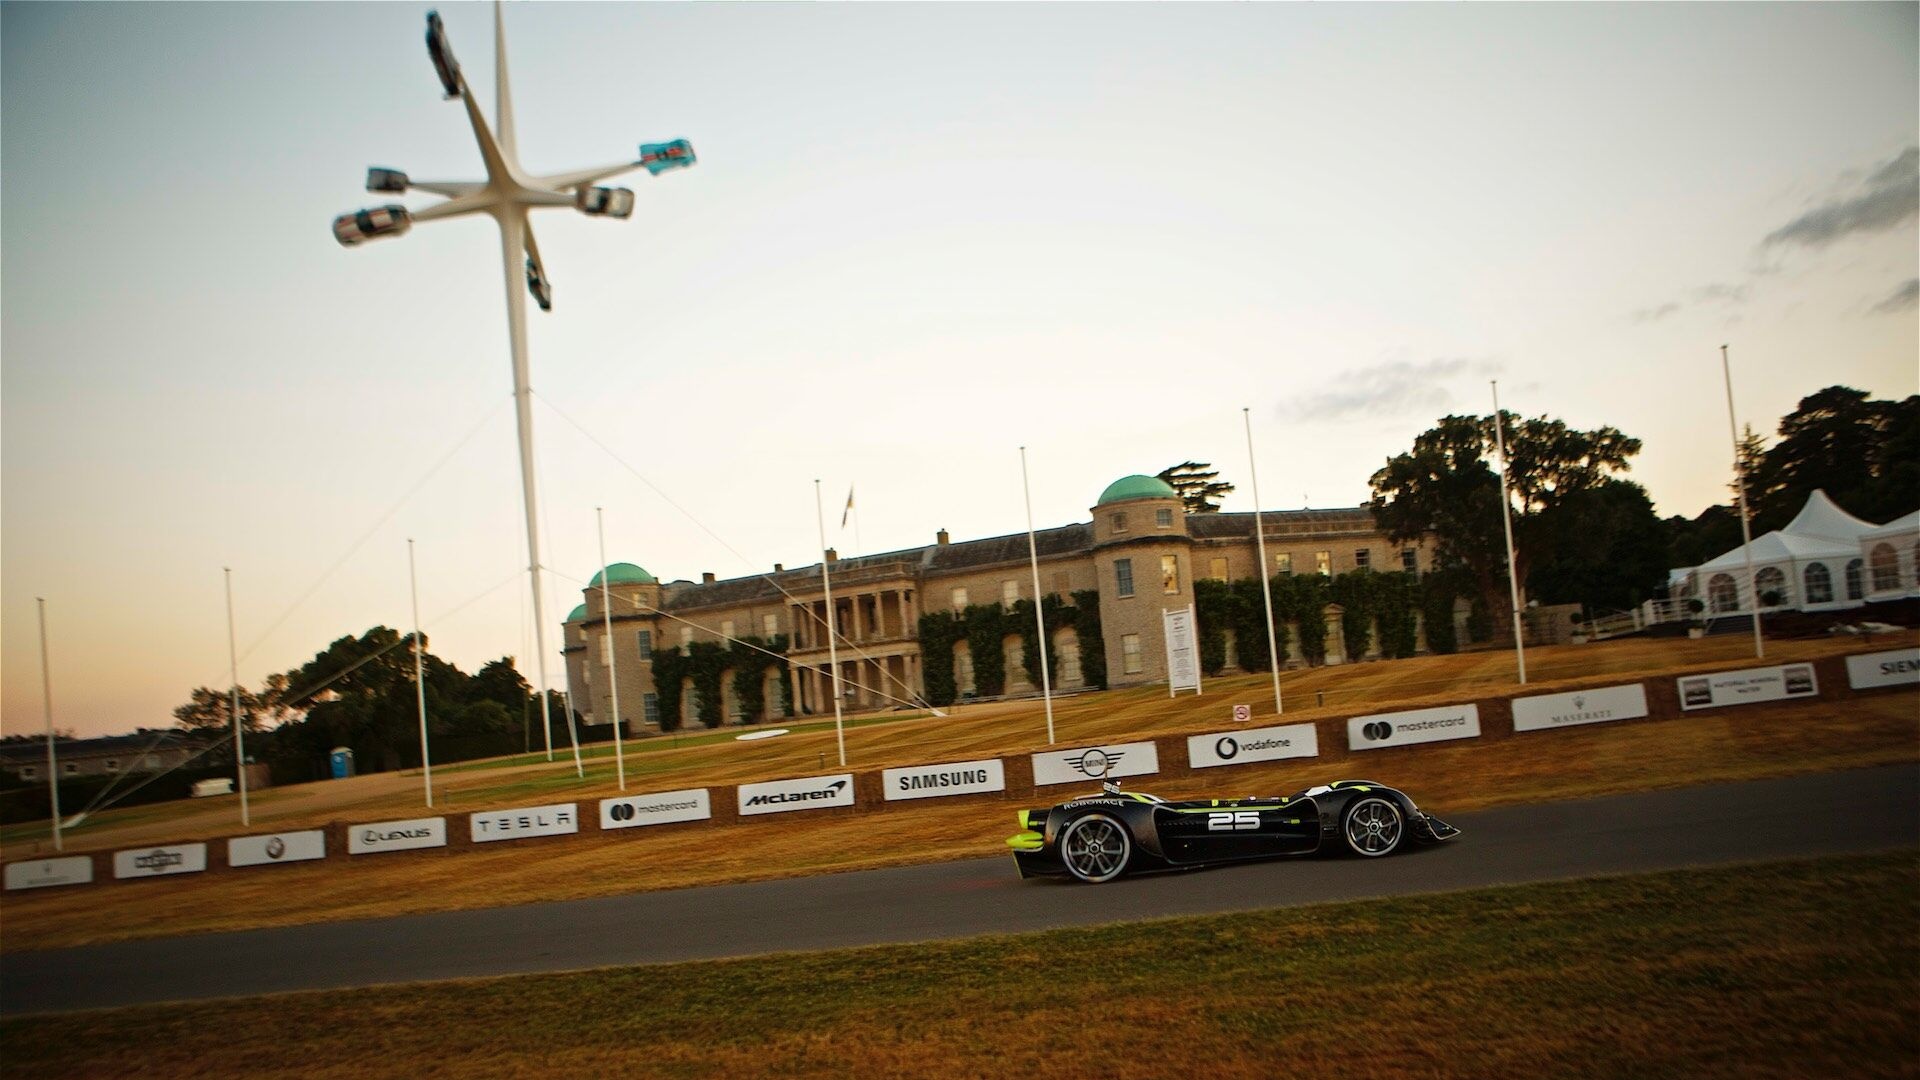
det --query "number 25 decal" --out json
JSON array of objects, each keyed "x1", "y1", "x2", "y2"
[{"x1": 1206, "y1": 811, "x2": 1260, "y2": 831}]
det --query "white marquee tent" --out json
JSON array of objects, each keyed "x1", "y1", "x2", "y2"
[{"x1": 1671, "y1": 489, "x2": 1898, "y2": 616}]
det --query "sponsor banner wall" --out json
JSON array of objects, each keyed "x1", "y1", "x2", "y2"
[
  {"x1": 1677, "y1": 663, "x2": 1819, "y2": 711},
  {"x1": 600, "y1": 788, "x2": 712, "y2": 830},
  {"x1": 1032, "y1": 741, "x2": 1160, "y2": 787},
  {"x1": 348, "y1": 816, "x2": 448, "y2": 855},
  {"x1": 113, "y1": 843, "x2": 209, "y2": 880},
  {"x1": 1187, "y1": 723, "x2": 1319, "y2": 769},
  {"x1": 470, "y1": 802, "x2": 580, "y2": 843},
  {"x1": 1511, "y1": 683, "x2": 1650, "y2": 733},
  {"x1": 1846, "y1": 648, "x2": 1920, "y2": 690},
  {"x1": 1347, "y1": 704, "x2": 1481, "y2": 751},
  {"x1": 4, "y1": 855, "x2": 95, "y2": 891},
  {"x1": 228, "y1": 830, "x2": 327, "y2": 868},
  {"x1": 882, "y1": 759, "x2": 1006, "y2": 802},
  {"x1": 738, "y1": 774, "x2": 855, "y2": 817}
]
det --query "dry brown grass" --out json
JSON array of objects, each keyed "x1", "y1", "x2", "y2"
[{"x1": 5, "y1": 853, "x2": 1914, "y2": 1079}]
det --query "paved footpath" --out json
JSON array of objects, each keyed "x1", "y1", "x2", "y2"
[{"x1": 4, "y1": 763, "x2": 1916, "y2": 1015}]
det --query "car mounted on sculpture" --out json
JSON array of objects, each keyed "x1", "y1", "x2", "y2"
[
  {"x1": 425, "y1": 10, "x2": 461, "y2": 98},
  {"x1": 639, "y1": 139, "x2": 696, "y2": 175},
  {"x1": 332, "y1": 204, "x2": 413, "y2": 246},
  {"x1": 1006, "y1": 778, "x2": 1459, "y2": 883}
]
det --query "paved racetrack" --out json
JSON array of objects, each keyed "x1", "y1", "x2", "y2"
[{"x1": 5, "y1": 764, "x2": 1916, "y2": 1015}]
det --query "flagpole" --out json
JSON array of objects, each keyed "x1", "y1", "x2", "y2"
[
  {"x1": 224, "y1": 568, "x2": 251, "y2": 826},
  {"x1": 1242, "y1": 409, "x2": 1284, "y2": 714},
  {"x1": 35, "y1": 598, "x2": 63, "y2": 852},
  {"x1": 597, "y1": 506, "x2": 628, "y2": 790},
  {"x1": 408, "y1": 540, "x2": 434, "y2": 807},
  {"x1": 1722, "y1": 344, "x2": 1765, "y2": 659},
  {"x1": 814, "y1": 480, "x2": 848, "y2": 767},
  {"x1": 1490, "y1": 383, "x2": 1528, "y2": 684},
  {"x1": 1019, "y1": 447, "x2": 1056, "y2": 744}
]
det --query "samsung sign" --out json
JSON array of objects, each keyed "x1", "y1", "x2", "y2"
[
  {"x1": 1846, "y1": 647, "x2": 1920, "y2": 690},
  {"x1": 348, "y1": 816, "x2": 448, "y2": 855},
  {"x1": 883, "y1": 758, "x2": 1006, "y2": 801},
  {"x1": 1032, "y1": 741, "x2": 1160, "y2": 787},
  {"x1": 4, "y1": 855, "x2": 94, "y2": 891},
  {"x1": 737, "y1": 774, "x2": 856, "y2": 817},
  {"x1": 1347, "y1": 704, "x2": 1481, "y2": 751},
  {"x1": 229, "y1": 830, "x2": 327, "y2": 868},
  {"x1": 1678, "y1": 663, "x2": 1818, "y2": 711},
  {"x1": 113, "y1": 843, "x2": 209, "y2": 880},
  {"x1": 1187, "y1": 723, "x2": 1319, "y2": 769},
  {"x1": 1511, "y1": 684, "x2": 1650, "y2": 733},
  {"x1": 600, "y1": 788, "x2": 712, "y2": 830}
]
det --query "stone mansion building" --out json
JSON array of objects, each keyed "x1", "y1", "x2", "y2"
[{"x1": 563, "y1": 474, "x2": 1434, "y2": 732}]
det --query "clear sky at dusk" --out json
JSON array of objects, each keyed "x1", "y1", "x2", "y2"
[{"x1": 4, "y1": 2, "x2": 1915, "y2": 738}]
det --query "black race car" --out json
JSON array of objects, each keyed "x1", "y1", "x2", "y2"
[{"x1": 1007, "y1": 778, "x2": 1459, "y2": 883}]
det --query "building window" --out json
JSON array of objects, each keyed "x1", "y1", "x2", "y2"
[
  {"x1": 1275, "y1": 553, "x2": 1292, "y2": 576},
  {"x1": 1355, "y1": 548, "x2": 1371, "y2": 570},
  {"x1": 1209, "y1": 557, "x2": 1229, "y2": 582},
  {"x1": 1315, "y1": 551, "x2": 1331, "y2": 577},
  {"x1": 951, "y1": 586, "x2": 969, "y2": 611},
  {"x1": 1115, "y1": 559, "x2": 1135, "y2": 598},
  {"x1": 1708, "y1": 573, "x2": 1738, "y2": 612},
  {"x1": 1121, "y1": 633, "x2": 1143, "y2": 675},
  {"x1": 1161, "y1": 555, "x2": 1180, "y2": 594},
  {"x1": 1155, "y1": 508, "x2": 1173, "y2": 529},
  {"x1": 680, "y1": 626, "x2": 693, "y2": 647},
  {"x1": 1402, "y1": 548, "x2": 1418, "y2": 573},
  {"x1": 721, "y1": 619, "x2": 736, "y2": 641},
  {"x1": 1110, "y1": 512, "x2": 1128, "y2": 534},
  {"x1": 1845, "y1": 559, "x2": 1865, "y2": 600},
  {"x1": 1804, "y1": 562, "x2": 1833, "y2": 604},
  {"x1": 762, "y1": 614, "x2": 779, "y2": 637},
  {"x1": 643, "y1": 693, "x2": 659, "y2": 725},
  {"x1": 1870, "y1": 543, "x2": 1900, "y2": 591},
  {"x1": 1051, "y1": 571, "x2": 1071, "y2": 597},
  {"x1": 1754, "y1": 566, "x2": 1788, "y2": 607},
  {"x1": 1002, "y1": 580, "x2": 1020, "y2": 608},
  {"x1": 636, "y1": 630, "x2": 652, "y2": 661}
]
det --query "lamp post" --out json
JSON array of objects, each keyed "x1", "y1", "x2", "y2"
[{"x1": 331, "y1": 4, "x2": 695, "y2": 776}]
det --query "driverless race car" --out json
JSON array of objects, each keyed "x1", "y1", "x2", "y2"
[{"x1": 1007, "y1": 778, "x2": 1459, "y2": 883}]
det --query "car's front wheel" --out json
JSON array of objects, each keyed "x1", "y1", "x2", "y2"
[
  {"x1": 1059, "y1": 813, "x2": 1132, "y2": 883},
  {"x1": 1342, "y1": 797, "x2": 1404, "y2": 857}
]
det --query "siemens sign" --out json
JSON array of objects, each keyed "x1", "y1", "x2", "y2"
[
  {"x1": 1511, "y1": 684, "x2": 1649, "y2": 733},
  {"x1": 1846, "y1": 648, "x2": 1920, "y2": 690},
  {"x1": 882, "y1": 759, "x2": 1006, "y2": 802},
  {"x1": 1347, "y1": 704, "x2": 1482, "y2": 751},
  {"x1": 600, "y1": 788, "x2": 712, "y2": 831},
  {"x1": 737, "y1": 774, "x2": 856, "y2": 817},
  {"x1": 1187, "y1": 723, "x2": 1319, "y2": 769}
]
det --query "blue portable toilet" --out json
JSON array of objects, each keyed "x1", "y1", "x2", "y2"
[{"x1": 329, "y1": 747, "x2": 356, "y2": 779}]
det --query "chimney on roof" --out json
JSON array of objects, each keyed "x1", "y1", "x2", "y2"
[
  {"x1": 702, "y1": 572, "x2": 716, "y2": 584},
  {"x1": 936, "y1": 529, "x2": 950, "y2": 546},
  {"x1": 825, "y1": 548, "x2": 838, "y2": 563},
  {"x1": 773, "y1": 563, "x2": 783, "y2": 573}
]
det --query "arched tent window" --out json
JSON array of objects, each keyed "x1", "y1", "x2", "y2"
[
  {"x1": 1754, "y1": 566, "x2": 1788, "y2": 607},
  {"x1": 1803, "y1": 562, "x2": 1833, "y2": 605},
  {"x1": 1845, "y1": 559, "x2": 1865, "y2": 600},
  {"x1": 1708, "y1": 573, "x2": 1739, "y2": 613},
  {"x1": 1870, "y1": 543, "x2": 1900, "y2": 591}
]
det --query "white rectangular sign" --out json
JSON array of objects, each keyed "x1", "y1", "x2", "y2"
[
  {"x1": 348, "y1": 816, "x2": 448, "y2": 855},
  {"x1": 1677, "y1": 663, "x2": 1819, "y2": 711},
  {"x1": 4, "y1": 856, "x2": 94, "y2": 891},
  {"x1": 882, "y1": 758, "x2": 1006, "y2": 801},
  {"x1": 1348, "y1": 704, "x2": 1482, "y2": 751},
  {"x1": 1032, "y1": 741, "x2": 1161, "y2": 787},
  {"x1": 737, "y1": 774, "x2": 855, "y2": 816},
  {"x1": 1188, "y1": 722, "x2": 1319, "y2": 769},
  {"x1": 600, "y1": 788, "x2": 712, "y2": 830},
  {"x1": 1512, "y1": 683, "x2": 1650, "y2": 733},
  {"x1": 1164, "y1": 605, "x2": 1201, "y2": 693},
  {"x1": 470, "y1": 802, "x2": 580, "y2": 843},
  {"x1": 113, "y1": 843, "x2": 209, "y2": 880},
  {"x1": 228, "y1": 830, "x2": 327, "y2": 868},
  {"x1": 1846, "y1": 648, "x2": 1920, "y2": 690}
]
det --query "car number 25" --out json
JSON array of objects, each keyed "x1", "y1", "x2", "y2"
[{"x1": 1207, "y1": 811, "x2": 1261, "y2": 831}]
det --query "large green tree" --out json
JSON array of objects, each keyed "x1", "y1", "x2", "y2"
[{"x1": 1156, "y1": 461, "x2": 1235, "y2": 514}]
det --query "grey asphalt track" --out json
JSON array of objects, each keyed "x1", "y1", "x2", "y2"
[{"x1": 4, "y1": 763, "x2": 1916, "y2": 1015}]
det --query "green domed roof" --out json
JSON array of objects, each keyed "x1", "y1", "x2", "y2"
[
  {"x1": 1097, "y1": 474, "x2": 1178, "y2": 505},
  {"x1": 589, "y1": 562, "x2": 656, "y2": 587},
  {"x1": 566, "y1": 604, "x2": 588, "y2": 623}
]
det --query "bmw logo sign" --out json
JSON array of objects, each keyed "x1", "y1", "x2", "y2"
[{"x1": 265, "y1": 837, "x2": 286, "y2": 860}]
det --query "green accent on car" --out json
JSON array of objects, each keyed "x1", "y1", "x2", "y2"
[
  {"x1": 588, "y1": 562, "x2": 656, "y2": 587},
  {"x1": 1006, "y1": 830, "x2": 1044, "y2": 851},
  {"x1": 1096, "y1": 474, "x2": 1178, "y2": 506},
  {"x1": 1165, "y1": 804, "x2": 1288, "y2": 813}
]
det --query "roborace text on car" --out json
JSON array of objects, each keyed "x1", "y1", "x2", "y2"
[{"x1": 1006, "y1": 779, "x2": 1459, "y2": 883}]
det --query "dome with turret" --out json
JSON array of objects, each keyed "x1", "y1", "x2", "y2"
[
  {"x1": 588, "y1": 563, "x2": 656, "y2": 587},
  {"x1": 1096, "y1": 474, "x2": 1178, "y2": 505}
]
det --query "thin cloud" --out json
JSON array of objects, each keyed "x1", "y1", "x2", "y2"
[
  {"x1": 1869, "y1": 277, "x2": 1919, "y2": 316},
  {"x1": 1764, "y1": 147, "x2": 1918, "y2": 249},
  {"x1": 1633, "y1": 302, "x2": 1681, "y2": 323},
  {"x1": 1691, "y1": 282, "x2": 1749, "y2": 304},
  {"x1": 1278, "y1": 357, "x2": 1502, "y2": 423}
]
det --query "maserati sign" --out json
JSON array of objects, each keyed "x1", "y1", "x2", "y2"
[{"x1": 1511, "y1": 684, "x2": 1649, "y2": 733}]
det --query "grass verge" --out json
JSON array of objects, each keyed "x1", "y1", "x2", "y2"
[{"x1": 5, "y1": 852, "x2": 1915, "y2": 1079}]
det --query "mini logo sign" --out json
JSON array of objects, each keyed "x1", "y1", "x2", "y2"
[
  {"x1": 113, "y1": 843, "x2": 209, "y2": 880},
  {"x1": 1512, "y1": 684, "x2": 1649, "y2": 733},
  {"x1": 4, "y1": 855, "x2": 94, "y2": 891},
  {"x1": 348, "y1": 816, "x2": 448, "y2": 855},
  {"x1": 600, "y1": 789, "x2": 712, "y2": 830},
  {"x1": 1188, "y1": 723, "x2": 1318, "y2": 769},
  {"x1": 883, "y1": 759, "x2": 1006, "y2": 802},
  {"x1": 229, "y1": 830, "x2": 327, "y2": 868},
  {"x1": 1346, "y1": 704, "x2": 1482, "y2": 752},
  {"x1": 1032, "y1": 742, "x2": 1160, "y2": 787},
  {"x1": 470, "y1": 803, "x2": 579, "y2": 843},
  {"x1": 737, "y1": 774, "x2": 856, "y2": 817}
]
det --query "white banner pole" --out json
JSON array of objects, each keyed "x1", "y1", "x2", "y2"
[
  {"x1": 1722, "y1": 345, "x2": 1765, "y2": 659},
  {"x1": 224, "y1": 567, "x2": 251, "y2": 826},
  {"x1": 1019, "y1": 447, "x2": 1057, "y2": 744},
  {"x1": 597, "y1": 507, "x2": 627, "y2": 790},
  {"x1": 1243, "y1": 408, "x2": 1284, "y2": 714},
  {"x1": 408, "y1": 539, "x2": 434, "y2": 807},
  {"x1": 35, "y1": 598, "x2": 63, "y2": 852},
  {"x1": 1491, "y1": 383, "x2": 1528, "y2": 684},
  {"x1": 814, "y1": 480, "x2": 848, "y2": 767}
]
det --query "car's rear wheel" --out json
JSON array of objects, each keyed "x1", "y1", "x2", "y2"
[
  {"x1": 1059, "y1": 813, "x2": 1131, "y2": 883},
  {"x1": 1342, "y1": 797, "x2": 1403, "y2": 857}
]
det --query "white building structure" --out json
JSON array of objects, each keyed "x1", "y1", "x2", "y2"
[
  {"x1": 1668, "y1": 489, "x2": 1918, "y2": 618},
  {"x1": 1860, "y1": 509, "x2": 1920, "y2": 602}
]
